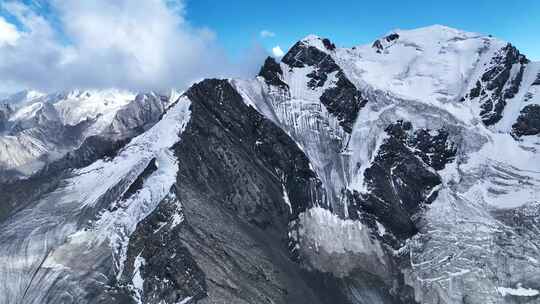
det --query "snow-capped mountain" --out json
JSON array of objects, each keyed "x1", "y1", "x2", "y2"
[
  {"x1": 0, "y1": 89, "x2": 180, "y2": 180},
  {"x1": 1, "y1": 90, "x2": 46, "y2": 106},
  {"x1": 0, "y1": 25, "x2": 539, "y2": 304}
]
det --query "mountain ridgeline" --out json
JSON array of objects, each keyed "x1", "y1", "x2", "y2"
[{"x1": 1, "y1": 25, "x2": 540, "y2": 304}]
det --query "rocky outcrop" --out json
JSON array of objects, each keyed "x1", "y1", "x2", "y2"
[
  {"x1": 120, "y1": 193, "x2": 207, "y2": 304},
  {"x1": 512, "y1": 104, "x2": 540, "y2": 137},
  {"x1": 282, "y1": 39, "x2": 336, "y2": 68},
  {"x1": 321, "y1": 38, "x2": 336, "y2": 51},
  {"x1": 408, "y1": 128, "x2": 457, "y2": 170},
  {"x1": 282, "y1": 38, "x2": 367, "y2": 133},
  {"x1": 372, "y1": 40, "x2": 384, "y2": 52},
  {"x1": 533, "y1": 73, "x2": 540, "y2": 86},
  {"x1": 320, "y1": 71, "x2": 368, "y2": 133},
  {"x1": 468, "y1": 44, "x2": 529, "y2": 125},
  {"x1": 258, "y1": 57, "x2": 289, "y2": 89},
  {"x1": 0, "y1": 104, "x2": 10, "y2": 132},
  {"x1": 372, "y1": 33, "x2": 400, "y2": 52},
  {"x1": 347, "y1": 121, "x2": 455, "y2": 242},
  {"x1": 385, "y1": 33, "x2": 400, "y2": 42}
]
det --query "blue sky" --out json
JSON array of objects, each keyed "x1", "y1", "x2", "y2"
[
  {"x1": 0, "y1": 0, "x2": 538, "y2": 92},
  {"x1": 186, "y1": 0, "x2": 540, "y2": 60}
]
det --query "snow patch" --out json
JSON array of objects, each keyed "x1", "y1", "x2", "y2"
[
  {"x1": 297, "y1": 207, "x2": 382, "y2": 257},
  {"x1": 282, "y1": 184, "x2": 293, "y2": 214},
  {"x1": 497, "y1": 285, "x2": 540, "y2": 297},
  {"x1": 170, "y1": 199, "x2": 185, "y2": 228},
  {"x1": 376, "y1": 221, "x2": 386, "y2": 237},
  {"x1": 178, "y1": 296, "x2": 193, "y2": 304},
  {"x1": 131, "y1": 252, "x2": 147, "y2": 303}
]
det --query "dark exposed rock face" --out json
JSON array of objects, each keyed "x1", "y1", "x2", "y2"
[
  {"x1": 282, "y1": 40, "x2": 335, "y2": 68},
  {"x1": 385, "y1": 33, "x2": 400, "y2": 42},
  {"x1": 282, "y1": 39, "x2": 340, "y2": 89},
  {"x1": 468, "y1": 44, "x2": 529, "y2": 125},
  {"x1": 179, "y1": 79, "x2": 325, "y2": 221},
  {"x1": 0, "y1": 173, "x2": 61, "y2": 224},
  {"x1": 121, "y1": 193, "x2": 207, "y2": 304},
  {"x1": 320, "y1": 71, "x2": 368, "y2": 133},
  {"x1": 119, "y1": 79, "x2": 346, "y2": 303},
  {"x1": 372, "y1": 33, "x2": 399, "y2": 52},
  {"x1": 0, "y1": 104, "x2": 11, "y2": 131},
  {"x1": 347, "y1": 121, "x2": 455, "y2": 243},
  {"x1": 469, "y1": 81, "x2": 482, "y2": 99},
  {"x1": 121, "y1": 158, "x2": 159, "y2": 201},
  {"x1": 282, "y1": 39, "x2": 367, "y2": 133},
  {"x1": 533, "y1": 73, "x2": 540, "y2": 86},
  {"x1": 45, "y1": 136, "x2": 130, "y2": 175},
  {"x1": 502, "y1": 65, "x2": 526, "y2": 100},
  {"x1": 322, "y1": 38, "x2": 336, "y2": 51},
  {"x1": 408, "y1": 128, "x2": 457, "y2": 170},
  {"x1": 306, "y1": 61, "x2": 340, "y2": 88},
  {"x1": 481, "y1": 44, "x2": 528, "y2": 87},
  {"x1": 372, "y1": 40, "x2": 384, "y2": 52},
  {"x1": 258, "y1": 56, "x2": 289, "y2": 89},
  {"x1": 512, "y1": 104, "x2": 540, "y2": 137}
]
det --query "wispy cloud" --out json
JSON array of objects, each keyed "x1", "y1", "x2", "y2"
[
  {"x1": 0, "y1": 17, "x2": 19, "y2": 46},
  {"x1": 0, "y1": 0, "x2": 263, "y2": 93},
  {"x1": 272, "y1": 46, "x2": 284, "y2": 57},
  {"x1": 260, "y1": 30, "x2": 276, "y2": 38}
]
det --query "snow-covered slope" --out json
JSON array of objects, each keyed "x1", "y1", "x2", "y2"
[
  {"x1": 1, "y1": 89, "x2": 46, "y2": 106},
  {"x1": 0, "y1": 89, "x2": 179, "y2": 179},
  {"x1": 51, "y1": 89, "x2": 136, "y2": 127},
  {"x1": 0, "y1": 96, "x2": 192, "y2": 303},
  {"x1": 344, "y1": 26, "x2": 502, "y2": 103}
]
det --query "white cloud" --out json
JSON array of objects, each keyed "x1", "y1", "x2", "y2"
[
  {"x1": 272, "y1": 46, "x2": 285, "y2": 57},
  {"x1": 0, "y1": 17, "x2": 20, "y2": 46},
  {"x1": 260, "y1": 30, "x2": 276, "y2": 38},
  {"x1": 0, "y1": 0, "x2": 262, "y2": 93}
]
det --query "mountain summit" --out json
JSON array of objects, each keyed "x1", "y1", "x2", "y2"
[{"x1": 0, "y1": 26, "x2": 539, "y2": 304}]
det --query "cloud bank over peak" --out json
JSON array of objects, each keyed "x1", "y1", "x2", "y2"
[
  {"x1": 0, "y1": 0, "x2": 267, "y2": 93},
  {"x1": 272, "y1": 46, "x2": 285, "y2": 57}
]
